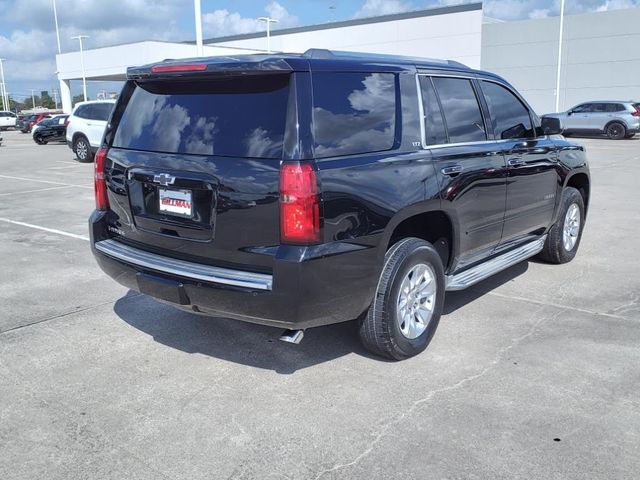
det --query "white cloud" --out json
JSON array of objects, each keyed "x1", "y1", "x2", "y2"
[
  {"x1": 202, "y1": 1, "x2": 298, "y2": 38},
  {"x1": 354, "y1": 0, "x2": 414, "y2": 18}
]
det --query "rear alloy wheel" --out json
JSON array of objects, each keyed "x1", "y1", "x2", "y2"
[
  {"x1": 605, "y1": 122, "x2": 626, "y2": 140},
  {"x1": 359, "y1": 237, "x2": 445, "y2": 360},
  {"x1": 74, "y1": 137, "x2": 93, "y2": 162}
]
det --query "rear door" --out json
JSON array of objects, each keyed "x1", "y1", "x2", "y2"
[
  {"x1": 86, "y1": 103, "x2": 113, "y2": 147},
  {"x1": 420, "y1": 75, "x2": 507, "y2": 271},
  {"x1": 479, "y1": 80, "x2": 558, "y2": 250},
  {"x1": 103, "y1": 74, "x2": 292, "y2": 270}
]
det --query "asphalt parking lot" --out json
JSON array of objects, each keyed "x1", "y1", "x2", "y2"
[{"x1": 1, "y1": 128, "x2": 639, "y2": 480}]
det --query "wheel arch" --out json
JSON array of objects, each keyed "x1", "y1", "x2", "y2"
[
  {"x1": 71, "y1": 131, "x2": 89, "y2": 146},
  {"x1": 381, "y1": 202, "x2": 458, "y2": 272},
  {"x1": 604, "y1": 119, "x2": 627, "y2": 132},
  {"x1": 565, "y1": 172, "x2": 590, "y2": 214}
]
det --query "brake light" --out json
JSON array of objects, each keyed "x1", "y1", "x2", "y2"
[
  {"x1": 151, "y1": 63, "x2": 207, "y2": 73},
  {"x1": 280, "y1": 163, "x2": 321, "y2": 244},
  {"x1": 632, "y1": 106, "x2": 640, "y2": 117},
  {"x1": 94, "y1": 147, "x2": 109, "y2": 211}
]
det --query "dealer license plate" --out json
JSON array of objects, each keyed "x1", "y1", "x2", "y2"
[{"x1": 158, "y1": 188, "x2": 193, "y2": 218}]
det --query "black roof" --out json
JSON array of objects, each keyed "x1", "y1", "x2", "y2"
[{"x1": 127, "y1": 49, "x2": 483, "y2": 79}]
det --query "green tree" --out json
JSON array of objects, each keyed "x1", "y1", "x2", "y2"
[
  {"x1": 72, "y1": 94, "x2": 88, "y2": 107},
  {"x1": 40, "y1": 94, "x2": 56, "y2": 109}
]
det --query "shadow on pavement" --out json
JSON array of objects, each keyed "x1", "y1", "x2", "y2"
[
  {"x1": 114, "y1": 260, "x2": 529, "y2": 373},
  {"x1": 114, "y1": 291, "x2": 372, "y2": 374}
]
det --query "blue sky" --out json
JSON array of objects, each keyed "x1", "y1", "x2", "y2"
[{"x1": 1, "y1": 0, "x2": 639, "y2": 104}]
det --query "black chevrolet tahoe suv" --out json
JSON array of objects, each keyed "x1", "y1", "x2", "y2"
[{"x1": 90, "y1": 49, "x2": 589, "y2": 360}]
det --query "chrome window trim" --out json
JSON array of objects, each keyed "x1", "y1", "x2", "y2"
[
  {"x1": 416, "y1": 73, "x2": 492, "y2": 150},
  {"x1": 95, "y1": 239, "x2": 273, "y2": 291},
  {"x1": 415, "y1": 74, "x2": 427, "y2": 148}
]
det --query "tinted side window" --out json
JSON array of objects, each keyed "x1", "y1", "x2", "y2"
[
  {"x1": 75, "y1": 105, "x2": 89, "y2": 119},
  {"x1": 418, "y1": 76, "x2": 447, "y2": 145},
  {"x1": 605, "y1": 103, "x2": 625, "y2": 112},
  {"x1": 572, "y1": 104, "x2": 593, "y2": 113},
  {"x1": 481, "y1": 81, "x2": 534, "y2": 140},
  {"x1": 90, "y1": 103, "x2": 114, "y2": 121},
  {"x1": 432, "y1": 77, "x2": 486, "y2": 143},
  {"x1": 313, "y1": 72, "x2": 396, "y2": 157}
]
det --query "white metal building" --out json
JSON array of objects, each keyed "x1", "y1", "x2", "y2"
[
  {"x1": 482, "y1": 7, "x2": 640, "y2": 114},
  {"x1": 55, "y1": 2, "x2": 640, "y2": 116},
  {"x1": 55, "y1": 3, "x2": 484, "y2": 113}
]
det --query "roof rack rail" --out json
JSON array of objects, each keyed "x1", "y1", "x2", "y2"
[{"x1": 302, "y1": 48, "x2": 468, "y2": 69}]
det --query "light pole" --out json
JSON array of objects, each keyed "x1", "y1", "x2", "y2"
[
  {"x1": 0, "y1": 58, "x2": 7, "y2": 111},
  {"x1": 71, "y1": 35, "x2": 89, "y2": 101},
  {"x1": 257, "y1": 17, "x2": 278, "y2": 53},
  {"x1": 52, "y1": 0, "x2": 61, "y2": 54},
  {"x1": 31, "y1": 89, "x2": 36, "y2": 109},
  {"x1": 193, "y1": 0, "x2": 203, "y2": 56},
  {"x1": 555, "y1": 0, "x2": 566, "y2": 112}
]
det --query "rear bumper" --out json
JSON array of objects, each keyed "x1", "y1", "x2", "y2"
[{"x1": 90, "y1": 211, "x2": 379, "y2": 329}]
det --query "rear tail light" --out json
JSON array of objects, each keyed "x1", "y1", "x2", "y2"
[
  {"x1": 64, "y1": 119, "x2": 69, "y2": 127},
  {"x1": 94, "y1": 147, "x2": 109, "y2": 211},
  {"x1": 280, "y1": 162, "x2": 321, "y2": 244},
  {"x1": 632, "y1": 106, "x2": 640, "y2": 117}
]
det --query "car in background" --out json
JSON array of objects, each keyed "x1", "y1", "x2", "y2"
[
  {"x1": 545, "y1": 100, "x2": 640, "y2": 139},
  {"x1": 0, "y1": 111, "x2": 17, "y2": 130},
  {"x1": 32, "y1": 115, "x2": 69, "y2": 145},
  {"x1": 20, "y1": 113, "x2": 50, "y2": 133},
  {"x1": 66, "y1": 100, "x2": 115, "y2": 161},
  {"x1": 32, "y1": 114, "x2": 68, "y2": 135},
  {"x1": 16, "y1": 115, "x2": 34, "y2": 132}
]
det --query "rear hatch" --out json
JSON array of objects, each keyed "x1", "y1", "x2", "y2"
[{"x1": 103, "y1": 73, "x2": 291, "y2": 272}]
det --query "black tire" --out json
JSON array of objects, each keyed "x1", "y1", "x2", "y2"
[
  {"x1": 73, "y1": 136, "x2": 93, "y2": 162},
  {"x1": 605, "y1": 122, "x2": 626, "y2": 140},
  {"x1": 34, "y1": 135, "x2": 47, "y2": 145},
  {"x1": 359, "y1": 238, "x2": 445, "y2": 360},
  {"x1": 625, "y1": 133, "x2": 636, "y2": 139},
  {"x1": 538, "y1": 187, "x2": 585, "y2": 264}
]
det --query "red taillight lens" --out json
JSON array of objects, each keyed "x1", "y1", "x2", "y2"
[
  {"x1": 280, "y1": 163, "x2": 321, "y2": 244},
  {"x1": 632, "y1": 108, "x2": 640, "y2": 117},
  {"x1": 94, "y1": 147, "x2": 109, "y2": 211},
  {"x1": 151, "y1": 63, "x2": 207, "y2": 73}
]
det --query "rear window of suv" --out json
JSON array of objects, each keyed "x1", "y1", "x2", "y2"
[{"x1": 112, "y1": 75, "x2": 290, "y2": 158}]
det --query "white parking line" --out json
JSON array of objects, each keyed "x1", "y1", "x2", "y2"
[
  {"x1": 0, "y1": 217, "x2": 89, "y2": 241},
  {"x1": 0, "y1": 174, "x2": 91, "y2": 189},
  {"x1": 0, "y1": 185, "x2": 72, "y2": 196}
]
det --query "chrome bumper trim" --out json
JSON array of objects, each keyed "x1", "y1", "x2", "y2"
[
  {"x1": 95, "y1": 239, "x2": 273, "y2": 291},
  {"x1": 446, "y1": 236, "x2": 546, "y2": 291}
]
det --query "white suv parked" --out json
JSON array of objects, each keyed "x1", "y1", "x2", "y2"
[
  {"x1": 66, "y1": 100, "x2": 115, "y2": 161},
  {"x1": 0, "y1": 111, "x2": 17, "y2": 130}
]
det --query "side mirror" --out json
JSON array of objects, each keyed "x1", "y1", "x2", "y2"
[
  {"x1": 541, "y1": 116, "x2": 563, "y2": 135},
  {"x1": 567, "y1": 110, "x2": 573, "y2": 116}
]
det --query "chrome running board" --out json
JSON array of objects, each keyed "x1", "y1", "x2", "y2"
[{"x1": 446, "y1": 236, "x2": 546, "y2": 291}]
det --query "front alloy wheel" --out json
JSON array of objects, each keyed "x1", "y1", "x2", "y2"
[{"x1": 562, "y1": 203, "x2": 580, "y2": 252}]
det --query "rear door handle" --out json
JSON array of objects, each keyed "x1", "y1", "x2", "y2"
[
  {"x1": 441, "y1": 165, "x2": 463, "y2": 176},
  {"x1": 508, "y1": 157, "x2": 525, "y2": 167}
]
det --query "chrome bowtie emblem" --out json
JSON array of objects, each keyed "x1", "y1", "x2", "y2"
[{"x1": 153, "y1": 173, "x2": 176, "y2": 186}]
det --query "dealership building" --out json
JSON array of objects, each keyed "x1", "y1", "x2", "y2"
[{"x1": 55, "y1": 2, "x2": 640, "y2": 115}]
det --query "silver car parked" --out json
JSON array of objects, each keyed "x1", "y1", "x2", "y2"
[{"x1": 545, "y1": 101, "x2": 640, "y2": 140}]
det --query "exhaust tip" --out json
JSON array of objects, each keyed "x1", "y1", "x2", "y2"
[{"x1": 279, "y1": 329, "x2": 304, "y2": 344}]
